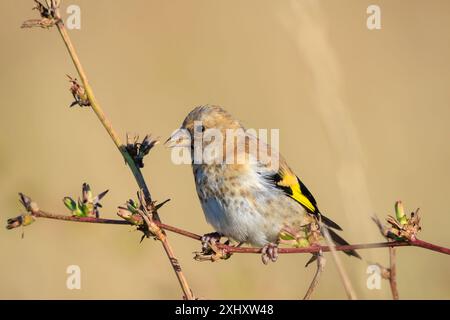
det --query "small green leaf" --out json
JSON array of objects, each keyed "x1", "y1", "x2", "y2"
[
  {"x1": 395, "y1": 201, "x2": 408, "y2": 225},
  {"x1": 81, "y1": 202, "x2": 93, "y2": 216},
  {"x1": 63, "y1": 197, "x2": 77, "y2": 211},
  {"x1": 126, "y1": 200, "x2": 139, "y2": 214},
  {"x1": 72, "y1": 208, "x2": 84, "y2": 217},
  {"x1": 295, "y1": 238, "x2": 310, "y2": 248},
  {"x1": 279, "y1": 231, "x2": 296, "y2": 241}
]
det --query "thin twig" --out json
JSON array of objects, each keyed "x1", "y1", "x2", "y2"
[
  {"x1": 303, "y1": 251, "x2": 325, "y2": 300},
  {"x1": 409, "y1": 238, "x2": 450, "y2": 254},
  {"x1": 389, "y1": 247, "x2": 399, "y2": 300},
  {"x1": 10, "y1": 209, "x2": 450, "y2": 255},
  {"x1": 320, "y1": 223, "x2": 357, "y2": 300},
  {"x1": 54, "y1": 17, "x2": 153, "y2": 206},
  {"x1": 373, "y1": 213, "x2": 400, "y2": 299},
  {"x1": 137, "y1": 191, "x2": 194, "y2": 300},
  {"x1": 25, "y1": 3, "x2": 194, "y2": 300},
  {"x1": 32, "y1": 210, "x2": 202, "y2": 240}
]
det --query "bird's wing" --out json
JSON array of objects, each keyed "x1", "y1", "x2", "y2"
[
  {"x1": 266, "y1": 161, "x2": 318, "y2": 214},
  {"x1": 245, "y1": 133, "x2": 318, "y2": 213},
  {"x1": 246, "y1": 133, "x2": 342, "y2": 229},
  {"x1": 260, "y1": 156, "x2": 343, "y2": 231}
]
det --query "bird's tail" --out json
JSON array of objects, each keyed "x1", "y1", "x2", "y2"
[{"x1": 320, "y1": 214, "x2": 361, "y2": 259}]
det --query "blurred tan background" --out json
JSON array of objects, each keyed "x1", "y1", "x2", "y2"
[{"x1": 1, "y1": 0, "x2": 449, "y2": 299}]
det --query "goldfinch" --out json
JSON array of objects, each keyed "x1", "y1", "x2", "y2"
[{"x1": 167, "y1": 105, "x2": 360, "y2": 264}]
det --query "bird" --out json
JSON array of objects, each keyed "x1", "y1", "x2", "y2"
[{"x1": 166, "y1": 105, "x2": 360, "y2": 264}]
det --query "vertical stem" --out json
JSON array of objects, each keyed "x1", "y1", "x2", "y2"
[
  {"x1": 303, "y1": 252, "x2": 326, "y2": 300},
  {"x1": 320, "y1": 224, "x2": 358, "y2": 300},
  {"x1": 160, "y1": 239, "x2": 194, "y2": 300},
  {"x1": 55, "y1": 21, "x2": 153, "y2": 206},
  {"x1": 50, "y1": 15, "x2": 191, "y2": 298},
  {"x1": 139, "y1": 209, "x2": 194, "y2": 300},
  {"x1": 389, "y1": 247, "x2": 399, "y2": 300}
]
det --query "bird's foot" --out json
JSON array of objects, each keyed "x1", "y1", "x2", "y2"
[
  {"x1": 195, "y1": 232, "x2": 233, "y2": 262},
  {"x1": 201, "y1": 232, "x2": 222, "y2": 252},
  {"x1": 261, "y1": 242, "x2": 279, "y2": 265}
]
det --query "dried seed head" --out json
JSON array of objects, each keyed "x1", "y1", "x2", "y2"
[
  {"x1": 22, "y1": 1, "x2": 60, "y2": 29},
  {"x1": 19, "y1": 193, "x2": 39, "y2": 214},
  {"x1": 125, "y1": 134, "x2": 159, "y2": 168},
  {"x1": 6, "y1": 214, "x2": 36, "y2": 230},
  {"x1": 67, "y1": 75, "x2": 90, "y2": 108},
  {"x1": 377, "y1": 202, "x2": 422, "y2": 241}
]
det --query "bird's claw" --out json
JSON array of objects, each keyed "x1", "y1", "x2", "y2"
[
  {"x1": 195, "y1": 232, "x2": 233, "y2": 262},
  {"x1": 201, "y1": 232, "x2": 222, "y2": 252},
  {"x1": 261, "y1": 243, "x2": 279, "y2": 265}
]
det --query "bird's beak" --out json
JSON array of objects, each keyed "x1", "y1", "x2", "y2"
[{"x1": 164, "y1": 128, "x2": 191, "y2": 148}]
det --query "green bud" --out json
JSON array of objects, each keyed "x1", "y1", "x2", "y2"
[
  {"x1": 117, "y1": 208, "x2": 141, "y2": 225},
  {"x1": 63, "y1": 197, "x2": 77, "y2": 211},
  {"x1": 71, "y1": 200, "x2": 87, "y2": 217},
  {"x1": 6, "y1": 214, "x2": 35, "y2": 229},
  {"x1": 81, "y1": 202, "x2": 94, "y2": 216},
  {"x1": 22, "y1": 214, "x2": 36, "y2": 226},
  {"x1": 395, "y1": 201, "x2": 408, "y2": 225},
  {"x1": 117, "y1": 208, "x2": 129, "y2": 218},
  {"x1": 296, "y1": 238, "x2": 310, "y2": 248},
  {"x1": 71, "y1": 207, "x2": 85, "y2": 217},
  {"x1": 279, "y1": 231, "x2": 296, "y2": 241},
  {"x1": 126, "y1": 200, "x2": 139, "y2": 214}
]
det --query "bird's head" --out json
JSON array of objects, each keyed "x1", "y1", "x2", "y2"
[
  {"x1": 165, "y1": 105, "x2": 242, "y2": 150},
  {"x1": 165, "y1": 105, "x2": 279, "y2": 169}
]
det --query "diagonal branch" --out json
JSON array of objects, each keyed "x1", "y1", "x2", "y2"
[
  {"x1": 20, "y1": 1, "x2": 194, "y2": 300},
  {"x1": 54, "y1": 13, "x2": 152, "y2": 206},
  {"x1": 303, "y1": 251, "x2": 325, "y2": 300},
  {"x1": 320, "y1": 223, "x2": 357, "y2": 300}
]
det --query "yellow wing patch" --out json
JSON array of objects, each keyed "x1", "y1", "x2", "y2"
[{"x1": 276, "y1": 169, "x2": 317, "y2": 213}]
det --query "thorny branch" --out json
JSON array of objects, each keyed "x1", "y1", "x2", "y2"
[
  {"x1": 19, "y1": 0, "x2": 194, "y2": 300},
  {"x1": 7, "y1": 198, "x2": 450, "y2": 256}
]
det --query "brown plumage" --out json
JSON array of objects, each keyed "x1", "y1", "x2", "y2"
[{"x1": 167, "y1": 105, "x2": 360, "y2": 263}]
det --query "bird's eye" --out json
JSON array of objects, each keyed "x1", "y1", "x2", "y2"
[{"x1": 196, "y1": 125, "x2": 205, "y2": 133}]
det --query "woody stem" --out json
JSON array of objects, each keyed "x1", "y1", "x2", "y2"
[
  {"x1": 49, "y1": 10, "x2": 193, "y2": 300},
  {"x1": 13, "y1": 209, "x2": 450, "y2": 255}
]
